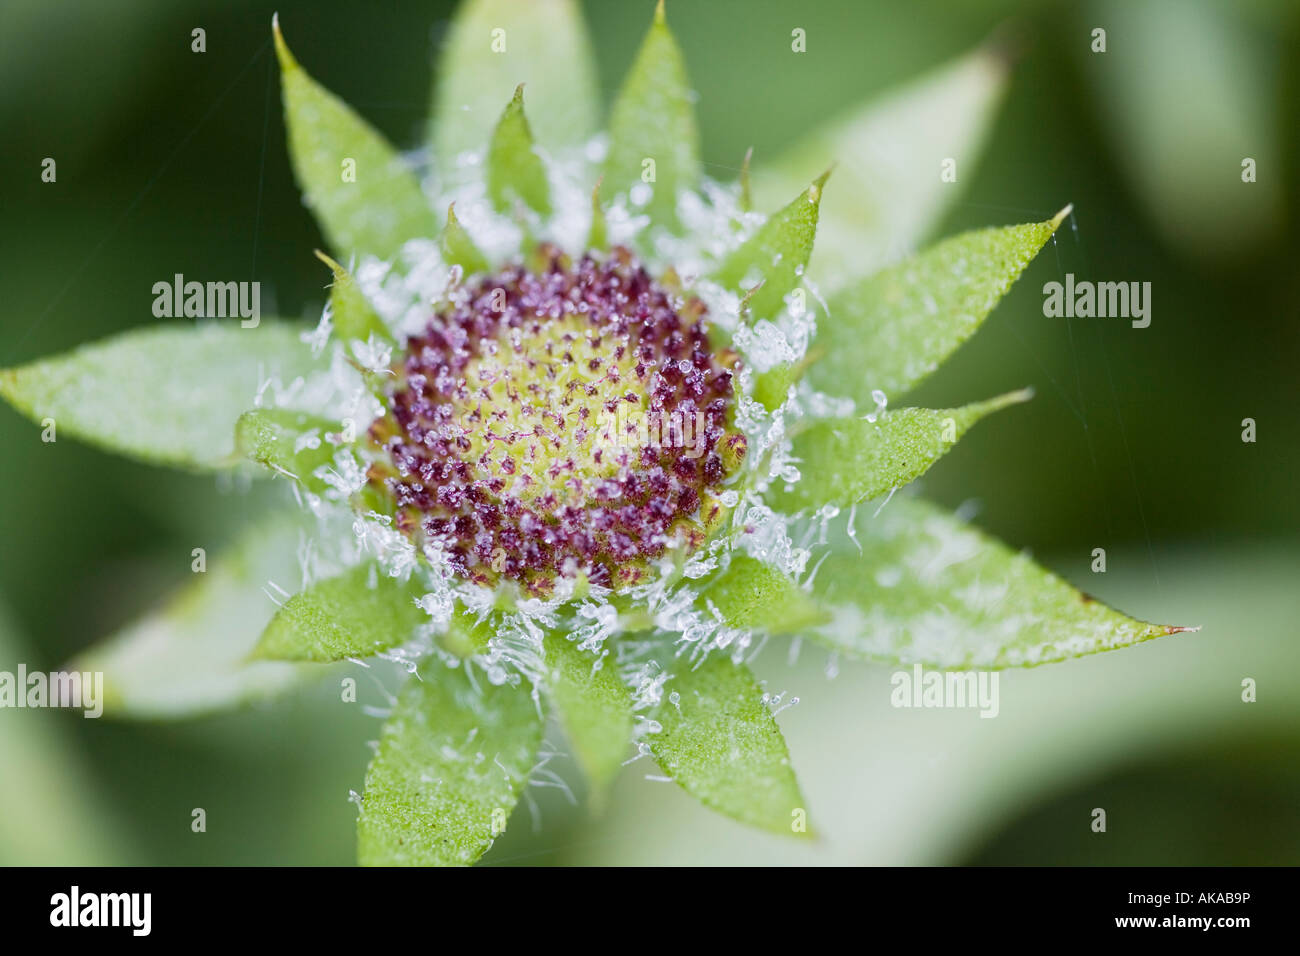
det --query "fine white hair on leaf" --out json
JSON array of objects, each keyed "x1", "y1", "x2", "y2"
[
  {"x1": 622, "y1": 658, "x2": 671, "y2": 713},
  {"x1": 733, "y1": 497, "x2": 810, "y2": 577},
  {"x1": 604, "y1": 196, "x2": 651, "y2": 250},
  {"x1": 825, "y1": 650, "x2": 841, "y2": 680},
  {"x1": 787, "y1": 636, "x2": 803, "y2": 667},
  {"x1": 301, "y1": 307, "x2": 333, "y2": 356},
  {"x1": 539, "y1": 143, "x2": 599, "y2": 255},
  {"x1": 762, "y1": 688, "x2": 800, "y2": 716},
  {"x1": 731, "y1": 315, "x2": 812, "y2": 373},
  {"x1": 314, "y1": 450, "x2": 367, "y2": 501},
  {"x1": 654, "y1": 177, "x2": 753, "y2": 277},
  {"x1": 571, "y1": 601, "x2": 620, "y2": 654},
  {"x1": 527, "y1": 742, "x2": 578, "y2": 806},
  {"x1": 295, "y1": 529, "x2": 319, "y2": 591},
  {"x1": 622, "y1": 740, "x2": 653, "y2": 766},
  {"x1": 376, "y1": 628, "x2": 435, "y2": 677},
  {"x1": 445, "y1": 178, "x2": 524, "y2": 263},
  {"x1": 478, "y1": 612, "x2": 547, "y2": 688},
  {"x1": 349, "y1": 334, "x2": 393, "y2": 377},
  {"x1": 633, "y1": 714, "x2": 663, "y2": 736},
  {"x1": 794, "y1": 377, "x2": 856, "y2": 420},
  {"x1": 261, "y1": 580, "x2": 290, "y2": 608},
  {"x1": 350, "y1": 511, "x2": 418, "y2": 582}
]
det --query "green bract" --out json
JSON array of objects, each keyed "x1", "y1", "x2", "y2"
[{"x1": 0, "y1": 0, "x2": 1192, "y2": 866}]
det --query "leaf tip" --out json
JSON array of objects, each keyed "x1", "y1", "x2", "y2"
[
  {"x1": 981, "y1": 21, "x2": 1027, "y2": 73},
  {"x1": 739, "y1": 146, "x2": 754, "y2": 211},
  {"x1": 654, "y1": 0, "x2": 667, "y2": 26},
  {"x1": 738, "y1": 279, "x2": 766, "y2": 313},
  {"x1": 1049, "y1": 203, "x2": 1074, "y2": 231},
  {"x1": 271, "y1": 13, "x2": 298, "y2": 72},
  {"x1": 312, "y1": 248, "x2": 347, "y2": 280},
  {"x1": 997, "y1": 385, "x2": 1035, "y2": 408},
  {"x1": 806, "y1": 165, "x2": 834, "y2": 205}
]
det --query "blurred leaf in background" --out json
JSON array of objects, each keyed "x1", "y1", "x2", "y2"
[
  {"x1": 0, "y1": 607, "x2": 134, "y2": 865},
  {"x1": 1077, "y1": 0, "x2": 1284, "y2": 263}
]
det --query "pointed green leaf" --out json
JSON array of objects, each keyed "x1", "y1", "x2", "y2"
[
  {"x1": 70, "y1": 517, "x2": 316, "y2": 719},
  {"x1": 235, "y1": 407, "x2": 343, "y2": 493},
  {"x1": 604, "y1": 0, "x2": 699, "y2": 231},
  {"x1": 648, "y1": 654, "x2": 808, "y2": 835},
  {"x1": 543, "y1": 634, "x2": 632, "y2": 798},
  {"x1": 486, "y1": 85, "x2": 551, "y2": 217},
  {"x1": 703, "y1": 555, "x2": 829, "y2": 634},
  {"x1": 0, "y1": 322, "x2": 317, "y2": 471},
  {"x1": 275, "y1": 17, "x2": 436, "y2": 260},
  {"x1": 804, "y1": 497, "x2": 1195, "y2": 668},
  {"x1": 432, "y1": 0, "x2": 599, "y2": 173},
  {"x1": 752, "y1": 47, "x2": 1008, "y2": 287},
  {"x1": 314, "y1": 251, "x2": 388, "y2": 342},
  {"x1": 357, "y1": 665, "x2": 542, "y2": 866},
  {"x1": 441, "y1": 203, "x2": 490, "y2": 275},
  {"x1": 811, "y1": 212, "x2": 1066, "y2": 406},
  {"x1": 780, "y1": 390, "x2": 1032, "y2": 510},
  {"x1": 714, "y1": 170, "x2": 829, "y2": 321},
  {"x1": 254, "y1": 563, "x2": 428, "y2": 662}
]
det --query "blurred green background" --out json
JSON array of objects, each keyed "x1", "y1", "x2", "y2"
[{"x1": 1, "y1": 0, "x2": 1296, "y2": 864}]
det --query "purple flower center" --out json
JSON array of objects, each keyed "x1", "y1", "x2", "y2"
[{"x1": 371, "y1": 245, "x2": 746, "y2": 594}]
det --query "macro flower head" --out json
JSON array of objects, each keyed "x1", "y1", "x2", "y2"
[
  {"x1": 375, "y1": 243, "x2": 744, "y2": 595},
  {"x1": 0, "y1": 0, "x2": 1193, "y2": 866}
]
